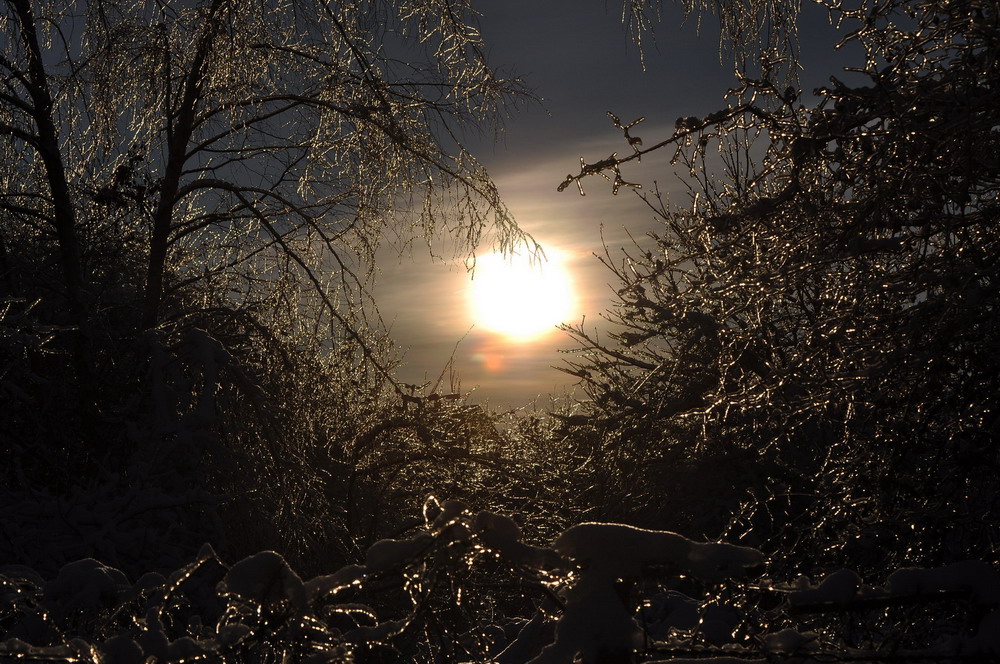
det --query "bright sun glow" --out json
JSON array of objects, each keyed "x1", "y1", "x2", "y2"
[{"x1": 468, "y1": 250, "x2": 576, "y2": 341}]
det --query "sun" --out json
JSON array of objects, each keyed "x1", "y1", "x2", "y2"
[{"x1": 467, "y1": 249, "x2": 576, "y2": 340}]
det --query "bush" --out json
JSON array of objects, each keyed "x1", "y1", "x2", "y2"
[
  {"x1": 558, "y1": 0, "x2": 1000, "y2": 572},
  {"x1": 4, "y1": 505, "x2": 999, "y2": 664}
]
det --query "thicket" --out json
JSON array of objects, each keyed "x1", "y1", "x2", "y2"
[
  {"x1": 4, "y1": 505, "x2": 1000, "y2": 663},
  {"x1": 0, "y1": 0, "x2": 539, "y2": 578},
  {"x1": 2, "y1": 0, "x2": 999, "y2": 661},
  {"x1": 559, "y1": 0, "x2": 1000, "y2": 576}
]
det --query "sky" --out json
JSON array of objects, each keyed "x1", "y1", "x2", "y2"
[{"x1": 375, "y1": 0, "x2": 852, "y2": 410}]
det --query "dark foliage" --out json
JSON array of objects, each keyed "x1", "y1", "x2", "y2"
[
  {"x1": 2, "y1": 0, "x2": 999, "y2": 660},
  {"x1": 560, "y1": 0, "x2": 1000, "y2": 574},
  {"x1": 4, "y1": 506, "x2": 999, "y2": 664},
  {"x1": 0, "y1": 0, "x2": 533, "y2": 577}
]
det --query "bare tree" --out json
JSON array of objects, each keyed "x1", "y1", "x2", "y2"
[
  {"x1": 618, "y1": 0, "x2": 801, "y2": 77},
  {"x1": 559, "y1": 0, "x2": 1000, "y2": 571},
  {"x1": 0, "y1": 0, "x2": 537, "y2": 570},
  {"x1": 0, "y1": 0, "x2": 532, "y2": 358}
]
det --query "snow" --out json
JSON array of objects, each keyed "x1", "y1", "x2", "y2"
[
  {"x1": 134, "y1": 571, "x2": 167, "y2": 592},
  {"x1": 135, "y1": 614, "x2": 218, "y2": 663},
  {"x1": 0, "y1": 639, "x2": 84, "y2": 663},
  {"x1": 310, "y1": 507, "x2": 562, "y2": 607},
  {"x1": 344, "y1": 618, "x2": 408, "y2": 644},
  {"x1": 524, "y1": 568, "x2": 644, "y2": 664},
  {"x1": 762, "y1": 628, "x2": 819, "y2": 654},
  {"x1": 364, "y1": 534, "x2": 434, "y2": 573},
  {"x1": 646, "y1": 659, "x2": 765, "y2": 664},
  {"x1": 1, "y1": 638, "x2": 32, "y2": 654},
  {"x1": 43, "y1": 558, "x2": 130, "y2": 621},
  {"x1": 520, "y1": 523, "x2": 765, "y2": 664},
  {"x1": 780, "y1": 560, "x2": 1000, "y2": 613},
  {"x1": 215, "y1": 623, "x2": 251, "y2": 646},
  {"x1": 431, "y1": 499, "x2": 471, "y2": 527},
  {"x1": 0, "y1": 565, "x2": 44, "y2": 587},
  {"x1": 496, "y1": 612, "x2": 556, "y2": 664},
  {"x1": 307, "y1": 533, "x2": 437, "y2": 601},
  {"x1": 789, "y1": 569, "x2": 861, "y2": 606},
  {"x1": 698, "y1": 604, "x2": 741, "y2": 644},
  {"x1": 473, "y1": 511, "x2": 561, "y2": 569},
  {"x1": 306, "y1": 564, "x2": 366, "y2": 599},
  {"x1": 554, "y1": 522, "x2": 764, "y2": 582},
  {"x1": 100, "y1": 635, "x2": 145, "y2": 664},
  {"x1": 643, "y1": 591, "x2": 700, "y2": 634},
  {"x1": 218, "y1": 550, "x2": 305, "y2": 611},
  {"x1": 4, "y1": 508, "x2": 999, "y2": 664},
  {"x1": 879, "y1": 562, "x2": 1000, "y2": 656},
  {"x1": 886, "y1": 560, "x2": 1000, "y2": 604},
  {"x1": 963, "y1": 610, "x2": 1000, "y2": 656}
]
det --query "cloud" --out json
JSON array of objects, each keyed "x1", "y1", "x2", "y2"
[{"x1": 374, "y1": 125, "x2": 695, "y2": 408}]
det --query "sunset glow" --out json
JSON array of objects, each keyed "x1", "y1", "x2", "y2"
[{"x1": 468, "y1": 250, "x2": 576, "y2": 341}]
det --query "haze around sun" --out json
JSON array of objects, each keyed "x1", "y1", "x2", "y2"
[{"x1": 467, "y1": 249, "x2": 577, "y2": 341}]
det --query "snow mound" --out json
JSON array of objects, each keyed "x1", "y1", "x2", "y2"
[
  {"x1": 789, "y1": 569, "x2": 861, "y2": 606},
  {"x1": 218, "y1": 551, "x2": 305, "y2": 611},
  {"x1": 644, "y1": 591, "x2": 700, "y2": 635},
  {"x1": 473, "y1": 511, "x2": 561, "y2": 569},
  {"x1": 963, "y1": 610, "x2": 1000, "y2": 656},
  {"x1": 306, "y1": 565, "x2": 366, "y2": 599},
  {"x1": 520, "y1": 523, "x2": 764, "y2": 664},
  {"x1": 887, "y1": 560, "x2": 1000, "y2": 604},
  {"x1": 554, "y1": 522, "x2": 764, "y2": 582},
  {"x1": 43, "y1": 558, "x2": 130, "y2": 621},
  {"x1": 763, "y1": 628, "x2": 819, "y2": 654},
  {"x1": 307, "y1": 533, "x2": 436, "y2": 601},
  {"x1": 365, "y1": 534, "x2": 434, "y2": 573}
]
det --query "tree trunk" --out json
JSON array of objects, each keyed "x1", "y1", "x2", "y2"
[
  {"x1": 10, "y1": 0, "x2": 86, "y2": 324},
  {"x1": 142, "y1": 0, "x2": 225, "y2": 329}
]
